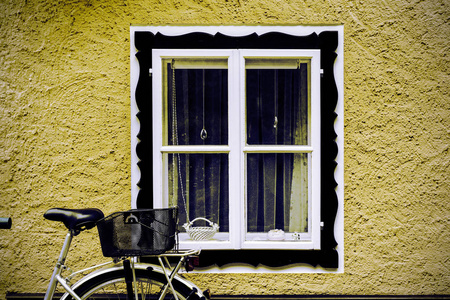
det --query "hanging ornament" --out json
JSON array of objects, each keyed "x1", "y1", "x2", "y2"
[
  {"x1": 201, "y1": 69, "x2": 208, "y2": 140},
  {"x1": 273, "y1": 70, "x2": 278, "y2": 130},
  {"x1": 200, "y1": 128, "x2": 208, "y2": 140}
]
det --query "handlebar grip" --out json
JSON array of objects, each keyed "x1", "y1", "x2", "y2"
[{"x1": 0, "y1": 217, "x2": 12, "y2": 229}]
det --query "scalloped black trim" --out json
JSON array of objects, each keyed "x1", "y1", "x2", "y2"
[{"x1": 134, "y1": 30, "x2": 339, "y2": 269}]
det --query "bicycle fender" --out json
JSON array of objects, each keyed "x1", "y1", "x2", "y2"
[{"x1": 59, "y1": 262, "x2": 206, "y2": 300}]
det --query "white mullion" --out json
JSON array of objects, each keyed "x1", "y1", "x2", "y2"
[
  {"x1": 161, "y1": 146, "x2": 230, "y2": 153},
  {"x1": 162, "y1": 153, "x2": 169, "y2": 208},
  {"x1": 310, "y1": 50, "x2": 321, "y2": 249},
  {"x1": 152, "y1": 50, "x2": 164, "y2": 209},
  {"x1": 239, "y1": 50, "x2": 248, "y2": 249},
  {"x1": 243, "y1": 145, "x2": 313, "y2": 153},
  {"x1": 229, "y1": 50, "x2": 241, "y2": 249}
]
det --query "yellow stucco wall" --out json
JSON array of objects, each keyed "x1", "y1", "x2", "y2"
[{"x1": 0, "y1": 0, "x2": 448, "y2": 297}]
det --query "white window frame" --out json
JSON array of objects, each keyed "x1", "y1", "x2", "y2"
[
  {"x1": 152, "y1": 49, "x2": 239, "y2": 250},
  {"x1": 239, "y1": 50, "x2": 321, "y2": 250},
  {"x1": 151, "y1": 48, "x2": 321, "y2": 250}
]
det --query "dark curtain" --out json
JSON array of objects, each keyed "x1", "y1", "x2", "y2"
[
  {"x1": 167, "y1": 66, "x2": 229, "y2": 232},
  {"x1": 246, "y1": 66, "x2": 309, "y2": 233}
]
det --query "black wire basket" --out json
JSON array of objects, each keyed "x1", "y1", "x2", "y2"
[{"x1": 97, "y1": 207, "x2": 178, "y2": 257}]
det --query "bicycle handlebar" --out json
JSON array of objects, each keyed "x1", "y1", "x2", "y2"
[{"x1": 0, "y1": 217, "x2": 12, "y2": 229}]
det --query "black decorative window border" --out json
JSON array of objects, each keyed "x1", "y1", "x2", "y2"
[{"x1": 134, "y1": 30, "x2": 339, "y2": 269}]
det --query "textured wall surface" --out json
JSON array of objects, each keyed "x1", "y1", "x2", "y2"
[{"x1": 0, "y1": 0, "x2": 448, "y2": 297}]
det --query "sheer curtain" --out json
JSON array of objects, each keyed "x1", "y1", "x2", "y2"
[
  {"x1": 246, "y1": 66, "x2": 309, "y2": 234},
  {"x1": 167, "y1": 66, "x2": 229, "y2": 232},
  {"x1": 165, "y1": 63, "x2": 309, "y2": 235}
]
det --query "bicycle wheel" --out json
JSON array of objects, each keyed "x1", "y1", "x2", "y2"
[{"x1": 69, "y1": 268, "x2": 203, "y2": 300}]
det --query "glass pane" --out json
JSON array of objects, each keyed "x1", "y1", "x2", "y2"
[
  {"x1": 165, "y1": 60, "x2": 228, "y2": 146},
  {"x1": 246, "y1": 60, "x2": 309, "y2": 145},
  {"x1": 167, "y1": 153, "x2": 229, "y2": 234},
  {"x1": 246, "y1": 153, "x2": 308, "y2": 240}
]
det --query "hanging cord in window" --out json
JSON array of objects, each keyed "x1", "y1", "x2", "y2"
[
  {"x1": 171, "y1": 60, "x2": 189, "y2": 222},
  {"x1": 200, "y1": 69, "x2": 208, "y2": 140},
  {"x1": 273, "y1": 69, "x2": 278, "y2": 130},
  {"x1": 171, "y1": 64, "x2": 218, "y2": 239}
]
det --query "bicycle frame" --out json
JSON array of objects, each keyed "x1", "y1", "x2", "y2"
[
  {"x1": 44, "y1": 229, "x2": 204, "y2": 300},
  {"x1": 44, "y1": 230, "x2": 81, "y2": 300}
]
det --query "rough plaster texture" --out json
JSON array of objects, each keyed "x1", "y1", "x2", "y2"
[{"x1": 0, "y1": 0, "x2": 448, "y2": 297}]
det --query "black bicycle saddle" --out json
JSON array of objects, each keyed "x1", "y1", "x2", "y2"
[{"x1": 44, "y1": 208, "x2": 104, "y2": 233}]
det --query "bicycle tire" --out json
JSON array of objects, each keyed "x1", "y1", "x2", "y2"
[{"x1": 67, "y1": 268, "x2": 203, "y2": 300}]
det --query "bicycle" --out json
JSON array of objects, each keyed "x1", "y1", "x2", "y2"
[{"x1": 43, "y1": 207, "x2": 210, "y2": 300}]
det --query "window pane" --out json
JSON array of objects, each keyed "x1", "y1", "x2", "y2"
[
  {"x1": 246, "y1": 153, "x2": 308, "y2": 240},
  {"x1": 165, "y1": 60, "x2": 228, "y2": 146},
  {"x1": 167, "y1": 153, "x2": 229, "y2": 233},
  {"x1": 246, "y1": 61, "x2": 309, "y2": 145}
]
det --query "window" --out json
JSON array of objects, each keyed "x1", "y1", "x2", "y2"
[
  {"x1": 131, "y1": 26, "x2": 343, "y2": 271},
  {"x1": 151, "y1": 49, "x2": 321, "y2": 250}
]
